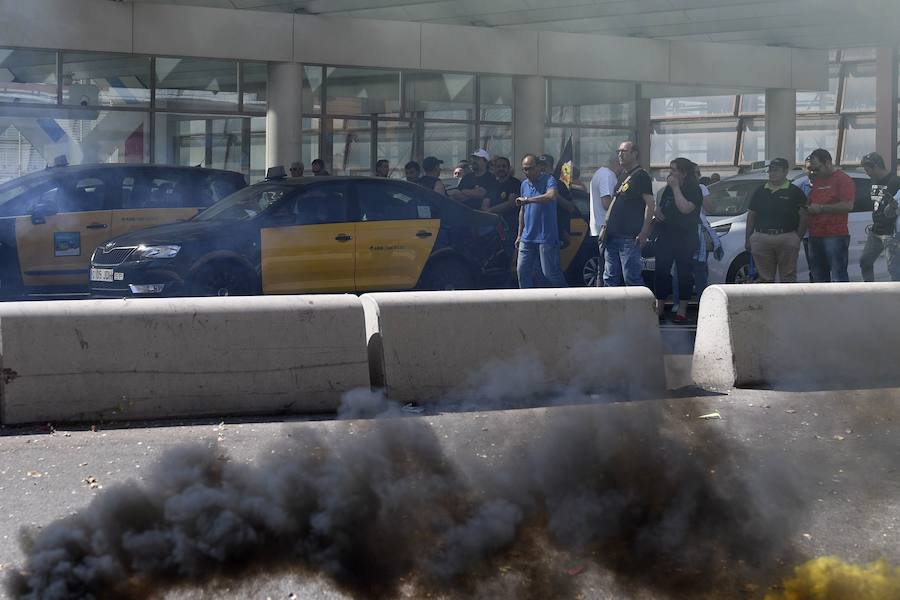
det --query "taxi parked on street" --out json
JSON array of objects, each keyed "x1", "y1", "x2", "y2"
[
  {"x1": 0, "y1": 162, "x2": 246, "y2": 298},
  {"x1": 89, "y1": 175, "x2": 510, "y2": 297}
]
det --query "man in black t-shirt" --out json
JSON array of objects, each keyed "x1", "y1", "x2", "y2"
[
  {"x1": 744, "y1": 157, "x2": 808, "y2": 283},
  {"x1": 486, "y1": 155, "x2": 521, "y2": 233},
  {"x1": 860, "y1": 152, "x2": 900, "y2": 281},
  {"x1": 603, "y1": 141, "x2": 654, "y2": 286},
  {"x1": 417, "y1": 156, "x2": 447, "y2": 196},
  {"x1": 448, "y1": 149, "x2": 497, "y2": 210}
]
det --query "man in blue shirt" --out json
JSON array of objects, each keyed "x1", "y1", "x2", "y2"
[{"x1": 515, "y1": 153, "x2": 568, "y2": 288}]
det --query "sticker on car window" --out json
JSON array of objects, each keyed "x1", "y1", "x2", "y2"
[
  {"x1": 417, "y1": 205, "x2": 431, "y2": 219},
  {"x1": 54, "y1": 232, "x2": 81, "y2": 257}
]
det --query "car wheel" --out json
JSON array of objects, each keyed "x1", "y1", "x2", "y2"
[
  {"x1": 191, "y1": 263, "x2": 257, "y2": 297},
  {"x1": 726, "y1": 253, "x2": 751, "y2": 284},
  {"x1": 419, "y1": 259, "x2": 474, "y2": 291},
  {"x1": 581, "y1": 255, "x2": 602, "y2": 287}
]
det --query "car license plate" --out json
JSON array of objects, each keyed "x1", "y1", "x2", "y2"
[
  {"x1": 640, "y1": 257, "x2": 656, "y2": 271},
  {"x1": 90, "y1": 268, "x2": 114, "y2": 282}
]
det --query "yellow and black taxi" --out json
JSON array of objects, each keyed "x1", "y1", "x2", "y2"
[
  {"x1": 89, "y1": 174, "x2": 511, "y2": 297},
  {"x1": 0, "y1": 162, "x2": 247, "y2": 298}
]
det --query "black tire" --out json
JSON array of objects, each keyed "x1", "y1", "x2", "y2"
[
  {"x1": 190, "y1": 262, "x2": 258, "y2": 297},
  {"x1": 726, "y1": 253, "x2": 752, "y2": 284},
  {"x1": 580, "y1": 254, "x2": 603, "y2": 287},
  {"x1": 419, "y1": 259, "x2": 474, "y2": 291}
]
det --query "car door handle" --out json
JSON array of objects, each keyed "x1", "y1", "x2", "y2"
[
  {"x1": 415, "y1": 230, "x2": 433, "y2": 238},
  {"x1": 85, "y1": 223, "x2": 108, "y2": 229},
  {"x1": 334, "y1": 233, "x2": 353, "y2": 242}
]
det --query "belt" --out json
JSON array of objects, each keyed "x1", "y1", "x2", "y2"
[{"x1": 756, "y1": 228, "x2": 789, "y2": 235}]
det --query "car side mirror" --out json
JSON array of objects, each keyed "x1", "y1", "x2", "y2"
[{"x1": 31, "y1": 197, "x2": 58, "y2": 225}]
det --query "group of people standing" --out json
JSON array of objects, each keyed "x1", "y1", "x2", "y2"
[{"x1": 746, "y1": 148, "x2": 900, "y2": 285}]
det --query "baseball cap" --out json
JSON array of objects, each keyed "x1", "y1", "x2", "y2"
[
  {"x1": 422, "y1": 156, "x2": 443, "y2": 171},
  {"x1": 471, "y1": 149, "x2": 491, "y2": 161},
  {"x1": 767, "y1": 157, "x2": 790, "y2": 170},
  {"x1": 861, "y1": 152, "x2": 885, "y2": 168},
  {"x1": 537, "y1": 154, "x2": 554, "y2": 166}
]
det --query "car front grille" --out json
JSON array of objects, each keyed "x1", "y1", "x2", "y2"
[{"x1": 92, "y1": 246, "x2": 136, "y2": 266}]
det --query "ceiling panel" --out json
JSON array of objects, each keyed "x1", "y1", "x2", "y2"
[{"x1": 124, "y1": 0, "x2": 900, "y2": 48}]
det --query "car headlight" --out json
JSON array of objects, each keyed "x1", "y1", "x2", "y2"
[{"x1": 134, "y1": 244, "x2": 181, "y2": 259}]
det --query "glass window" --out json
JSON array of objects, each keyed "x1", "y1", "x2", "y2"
[
  {"x1": 739, "y1": 118, "x2": 766, "y2": 165},
  {"x1": 325, "y1": 67, "x2": 400, "y2": 116},
  {"x1": 303, "y1": 65, "x2": 323, "y2": 114},
  {"x1": 62, "y1": 52, "x2": 150, "y2": 107},
  {"x1": 154, "y1": 114, "x2": 248, "y2": 174},
  {"x1": 120, "y1": 169, "x2": 191, "y2": 210},
  {"x1": 841, "y1": 47, "x2": 876, "y2": 61},
  {"x1": 241, "y1": 62, "x2": 267, "y2": 114},
  {"x1": 329, "y1": 117, "x2": 371, "y2": 175},
  {"x1": 545, "y1": 127, "x2": 572, "y2": 162},
  {"x1": 0, "y1": 48, "x2": 58, "y2": 105},
  {"x1": 650, "y1": 96, "x2": 735, "y2": 118},
  {"x1": 479, "y1": 124, "x2": 512, "y2": 161},
  {"x1": 405, "y1": 72, "x2": 474, "y2": 120},
  {"x1": 578, "y1": 128, "x2": 631, "y2": 179},
  {"x1": 650, "y1": 120, "x2": 738, "y2": 166},
  {"x1": 422, "y1": 122, "x2": 473, "y2": 168},
  {"x1": 479, "y1": 75, "x2": 513, "y2": 122},
  {"x1": 155, "y1": 57, "x2": 238, "y2": 111},
  {"x1": 250, "y1": 116, "x2": 266, "y2": 183},
  {"x1": 59, "y1": 175, "x2": 108, "y2": 213},
  {"x1": 841, "y1": 115, "x2": 876, "y2": 164},
  {"x1": 797, "y1": 64, "x2": 839, "y2": 113},
  {"x1": 704, "y1": 179, "x2": 765, "y2": 217},
  {"x1": 550, "y1": 79, "x2": 636, "y2": 126},
  {"x1": 795, "y1": 116, "x2": 839, "y2": 165},
  {"x1": 739, "y1": 93, "x2": 765, "y2": 115},
  {"x1": 302, "y1": 117, "x2": 321, "y2": 168},
  {"x1": 376, "y1": 120, "x2": 414, "y2": 176},
  {"x1": 0, "y1": 108, "x2": 149, "y2": 173},
  {"x1": 274, "y1": 182, "x2": 350, "y2": 225},
  {"x1": 841, "y1": 63, "x2": 876, "y2": 112},
  {"x1": 358, "y1": 181, "x2": 433, "y2": 221},
  {"x1": 0, "y1": 173, "x2": 63, "y2": 216}
]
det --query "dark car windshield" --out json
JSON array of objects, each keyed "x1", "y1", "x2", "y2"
[
  {"x1": 704, "y1": 179, "x2": 766, "y2": 217},
  {"x1": 194, "y1": 183, "x2": 292, "y2": 221}
]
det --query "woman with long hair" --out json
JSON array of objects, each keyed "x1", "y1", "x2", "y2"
[{"x1": 653, "y1": 157, "x2": 704, "y2": 323}]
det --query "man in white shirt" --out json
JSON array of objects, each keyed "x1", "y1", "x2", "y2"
[{"x1": 589, "y1": 155, "x2": 621, "y2": 285}]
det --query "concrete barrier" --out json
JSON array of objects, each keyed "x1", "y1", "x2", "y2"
[
  {"x1": 361, "y1": 287, "x2": 665, "y2": 403},
  {"x1": 692, "y1": 283, "x2": 900, "y2": 390},
  {"x1": 0, "y1": 295, "x2": 369, "y2": 424}
]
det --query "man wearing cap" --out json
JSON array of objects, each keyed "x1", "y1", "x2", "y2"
[
  {"x1": 289, "y1": 161, "x2": 304, "y2": 177},
  {"x1": 744, "y1": 158, "x2": 808, "y2": 283},
  {"x1": 804, "y1": 148, "x2": 854, "y2": 282},
  {"x1": 515, "y1": 154, "x2": 567, "y2": 288},
  {"x1": 859, "y1": 152, "x2": 900, "y2": 281},
  {"x1": 448, "y1": 149, "x2": 497, "y2": 210},
  {"x1": 417, "y1": 156, "x2": 447, "y2": 196}
]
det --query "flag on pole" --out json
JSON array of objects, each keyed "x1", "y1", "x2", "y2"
[{"x1": 555, "y1": 135, "x2": 574, "y2": 186}]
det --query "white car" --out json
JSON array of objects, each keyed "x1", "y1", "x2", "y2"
[{"x1": 641, "y1": 169, "x2": 885, "y2": 285}]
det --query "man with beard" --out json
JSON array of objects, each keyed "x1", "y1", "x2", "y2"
[
  {"x1": 449, "y1": 149, "x2": 497, "y2": 210},
  {"x1": 486, "y1": 156, "x2": 521, "y2": 233}
]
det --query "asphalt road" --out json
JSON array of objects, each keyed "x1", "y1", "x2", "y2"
[{"x1": 1, "y1": 386, "x2": 898, "y2": 600}]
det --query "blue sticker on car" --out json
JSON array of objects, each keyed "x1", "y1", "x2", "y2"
[{"x1": 54, "y1": 232, "x2": 81, "y2": 257}]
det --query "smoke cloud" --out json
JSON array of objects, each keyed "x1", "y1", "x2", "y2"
[{"x1": 5, "y1": 388, "x2": 807, "y2": 600}]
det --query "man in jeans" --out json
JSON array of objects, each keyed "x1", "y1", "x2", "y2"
[
  {"x1": 859, "y1": 152, "x2": 900, "y2": 281},
  {"x1": 602, "y1": 141, "x2": 654, "y2": 287},
  {"x1": 745, "y1": 157, "x2": 808, "y2": 283},
  {"x1": 515, "y1": 154, "x2": 567, "y2": 289},
  {"x1": 804, "y1": 148, "x2": 854, "y2": 282}
]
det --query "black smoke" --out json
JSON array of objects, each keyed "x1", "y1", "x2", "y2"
[{"x1": 5, "y1": 392, "x2": 804, "y2": 600}]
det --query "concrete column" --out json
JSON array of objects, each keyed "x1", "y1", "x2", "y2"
[
  {"x1": 513, "y1": 75, "x2": 545, "y2": 165},
  {"x1": 635, "y1": 93, "x2": 651, "y2": 170},
  {"x1": 266, "y1": 62, "x2": 303, "y2": 172},
  {"x1": 875, "y1": 45, "x2": 898, "y2": 172},
  {"x1": 765, "y1": 88, "x2": 797, "y2": 165}
]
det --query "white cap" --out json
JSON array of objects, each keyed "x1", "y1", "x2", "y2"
[{"x1": 471, "y1": 149, "x2": 491, "y2": 161}]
